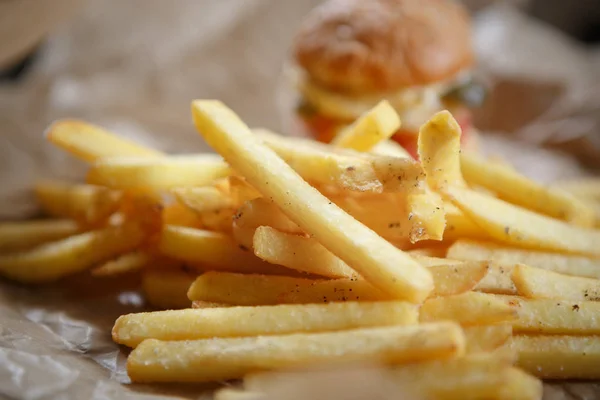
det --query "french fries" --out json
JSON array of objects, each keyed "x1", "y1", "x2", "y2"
[
  {"x1": 445, "y1": 185, "x2": 600, "y2": 257},
  {"x1": 500, "y1": 295, "x2": 600, "y2": 335},
  {"x1": 113, "y1": 301, "x2": 418, "y2": 347},
  {"x1": 87, "y1": 155, "x2": 231, "y2": 190},
  {"x1": 173, "y1": 186, "x2": 234, "y2": 214},
  {"x1": 159, "y1": 225, "x2": 291, "y2": 275},
  {"x1": 331, "y1": 100, "x2": 400, "y2": 151},
  {"x1": 233, "y1": 198, "x2": 302, "y2": 234},
  {"x1": 35, "y1": 181, "x2": 122, "y2": 225},
  {"x1": 127, "y1": 322, "x2": 465, "y2": 382},
  {"x1": 142, "y1": 269, "x2": 196, "y2": 310},
  {"x1": 463, "y1": 324, "x2": 513, "y2": 353},
  {"x1": 510, "y1": 335, "x2": 600, "y2": 379},
  {"x1": 192, "y1": 100, "x2": 433, "y2": 302},
  {"x1": 447, "y1": 239, "x2": 600, "y2": 279},
  {"x1": 512, "y1": 264, "x2": 600, "y2": 301},
  {"x1": 0, "y1": 219, "x2": 80, "y2": 252},
  {"x1": 0, "y1": 225, "x2": 144, "y2": 283},
  {"x1": 45, "y1": 119, "x2": 164, "y2": 162},
  {"x1": 420, "y1": 292, "x2": 517, "y2": 325},
  {"x1": 91, "y1": 251, "x2": 151, "y2": 277},
  {"x1": 461, "y1": 152, "x2": 595, "y2": 227}
]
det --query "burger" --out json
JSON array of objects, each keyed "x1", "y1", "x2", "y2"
[{"x1": 290, "y1": 0, "x2": 485, "y2": 158}]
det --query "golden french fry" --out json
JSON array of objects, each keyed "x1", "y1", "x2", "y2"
[
  {"x1": 127, "y1": 322, "x2": 465, "y2": 382},
  {"x1": 234, "y1": 198, "x2": 302, "y2": 234},
  {"x1": 113, "y1": 301, "x2": 418, "y2": 347},
  {"x1": 198, "y1": 208, "x2": 235, "y2": 233},
  {"x1": 0, "y1": 219, "x2": 80, "y2": 252},
  {"x1": 0, "y1": 225, "x2": 144, "y2": 283},
  {"x1": 173, "y1": 186, "x2": 234, "y2": 214},
  {"x1": 444, "y1": 186, "x2": 600, "y2": 257},
  {"x1": 405, "y1": 191, "x2": 445, "y2": 242},
  {"x1": 443, "y1": 202, "x2": 489, "y2": 240},
  {"x1": 332, "y1": 100, "x2": 400, "y2": 151},
  {"x1": 91, "y1": 251, "x2": 151, "y2": 277},
  {"x1": 228, "y1": 176, "x2": 262, "y2": 204},
  {"x1": 87, "y1": 155, "x2": 231, "y2": 190},
  {"x1": 187, "y1": 272, "x2": 384, "y2": 305},
  {"x1": 512, "y1": 264, "x2": 600, "y2": 301},
  {"x1": 45, "y1": 119, "x2": 164, "y2": 162},
  {"x1": 461, "y1": 153, "x2": 595, "y2": 227},
  {"x1": 420, "y1": 291, "x2": 517, "y2": 325},
  {"x1": 447, "y1": 239, "x2": 600, "y2": 279},
  {"x1": 192, "y1": 100, "x2": 433, "y2": 302},
  {"x1": 370, "y1": 140, "x2": 411, "y2": 158},
  {"x1": 509, "y1": 335, "x2": 600, "y2": 379},
  {"x1": 499, "y1": 295, "x2": 600, "y2": 335},
  {"x1": 142, "y1": 269, "x2": 196, "y2": 310},
  {"x1": 162, "y1": 202, "x2": 203, "y2": 228},
  {"x1": 159, "y1": 225, "x2": 291, "y2": 275},
  {"x1": 428, "y1": 262, "x2": 489, "y2": 297},
  {"x1": 252, "y1": 226, "x2": 357, "y2": 278},
  {"x1": 35, "y1": 181, "x2": 122, "y2": 225},
  {"x1": 417, "y1": 110, "x2": 465, "y2": 190},
  {"x1": 463, "y1": 324, "x2": 513, "y2": 353}
]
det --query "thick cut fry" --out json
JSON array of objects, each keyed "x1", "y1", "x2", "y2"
[
  {"x1": 173, "y1": 187, "x2": 234, "y2": 214},
  {"x1": 87, "y1": 155, "x2": 231, "y2": 190},
  {"x1": 512, "y1": 264, "x2": 600, "y2": 301},
  {"x1": 127, "y1": 322, "x2": 465, "y2": 382},
  {"x1": 461, "y1": 153, "x2": 594, "y2": 227},
  {"x1": 447, "y1": 239, "x2": 600, "y2": 279},
  {"x1": 113, "y1": 301, "x2": 418, "y2": 347},
  {"x1": 91, "y1": 251, "x2": 151, "y2": 277},
  {"x1": 443, "y1": 202, "x2": 489, "y2": 240},
  {"x1": 187, "y1": 272, "x2": 385, "y2": 305},
  {"x1": 0, "y1": 219, "x2": 80, "y2": 252},
  {"x1": 499, "y1": 295, "x2": 600, "y2": 335},
  {"x1": 331, "y1": 100, "x2": 400, "y2": 151},
  {"x1": 142, "y1": 269, "x2": 196, "y2": 310},
  {"x1": 234, "y1": 198, "x2": 302, "y2": 234},
  {"x1": 444, "y1": 186, "x2": 600, "y2": 257},
  {"x1": 252, "y1": 226, "x2": 357, "y2": 278},
  {"x1": 159, "y1": 225, "x2": 291, "y2": 275},
  {"x1": 192, "y1": 100, "x2": 433, "y2": 302},
  {"x1": 255, "y1": 129, "x2": 383, "y2": 192},
  {"x1": 509, "y1": 335, "x2": 600, "y2": 379},
  {"x1": 35, "y1": 181, "x2": 122, "y2": 225},
  {"x1": 418, "y1": 110, "x2": 465, "y2": 190},
  {"x1": 463, "y1": 324, "x2": 513, "y2": 353},
  {"x1": 0, "y1": 225, "x2": 144, "y2": 283},
  {"x1": 45, "y1": 119, "x2": 164, "y2": 162},
  {"x1": 420, "y1": 292, "x2": 517, "y2": 325}
]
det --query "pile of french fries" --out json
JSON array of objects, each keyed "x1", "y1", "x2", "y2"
[{"x1": 2, "y1": 99, "x2": 600, "y2": 399}]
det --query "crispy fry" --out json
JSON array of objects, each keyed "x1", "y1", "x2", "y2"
[
  {"x1": 420, "y1": 292, "x2": 517, "y2": 325},
  {"x1": 444, "y1": 186, "x2": 600, "y2": 257},
  {"x1": 142, "y1": 269, "x2": 196, "y2": 310},
  {"x1": 159, "y1": 225, "x2": 291, "y2": 275},
  {"x1": 0, "y1": 225, "x2": 145, "y2": 283},
  {"x1": 499, "y1": 295, "x2": 600, "y2": 335},
  {"x1": 253, "y1": 226, "x2": 357, "y2": 278},
  {"x1": 368, "y1": 155, "x2": 426, "y2": 193},
  {"x1": 35, "y1": 181, "x2": 122, "y2": 225},
  {"x1": 173, "y1": 186, "x2": 234, "y2": 214},
  {"x1": 463, "y1": 324, "x2": 513, "y2": 353},
  {"x1": 127, "y1": 322, "x2": 465, "y2": 382},
  {"x1": 509, "y1": 335, "x2": 600, "y2": 379},
  {"x1": 428, "y1": 261, "x2": 489, "y2": 297},
  {"x1": 512, "y1": 264, "x2": 600, "y2": 301},
  {"x1": 91, "y1": 251, "x2": 151, "y2": 277},
  {"x1": 45, "y1": 119, "x2": 164, "y2": 162},
  {"x1": 192, "y1": 100, "x2": 433, "y2": 302},
  {"x1": 113, "y1": 301, "x2": 418, "y2": 347},
  {"x1": 0, "y1": 219, "x2": 80, "y2": 252},
  {"x1": 448, "y1": 239, "x2": 600, "y2": 279},
  {"x1": 418, "y1": 110, "x2": 465, "y2": 190},
  {"x1": 405, "y1": 191, "x2": 445, "y2": 242},
  {"x1": 461, "y1": 153, "x2": 595, "y2": 227},
  {"x1": 87, "y1": 155, "x2": 231, "y2": 190},
  {"x1": 331, "y1": 100, "x2": 400, "y2": 151}
]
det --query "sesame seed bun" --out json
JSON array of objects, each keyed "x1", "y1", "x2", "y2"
[{"x1": 294, "y1": 0, "x2": 474, "y2": 94}]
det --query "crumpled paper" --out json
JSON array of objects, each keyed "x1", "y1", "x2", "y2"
[{"x1": 0, "y1": 1, "x2": 599, "y2": 398}]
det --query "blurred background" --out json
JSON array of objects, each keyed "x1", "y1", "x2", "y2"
[{"x1": 0, "y1": 0, "x2": 599, "y2": 218}]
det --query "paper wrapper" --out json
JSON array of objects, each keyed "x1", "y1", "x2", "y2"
[{"x1": 0, "y1": 0, "x2": 599, "y2": 398}]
